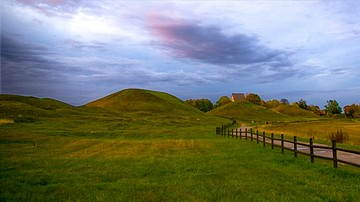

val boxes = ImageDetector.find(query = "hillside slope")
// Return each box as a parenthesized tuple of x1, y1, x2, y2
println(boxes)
(86, 89, 201, 115)
(0, 94, 76, 121)
(85, 89, 230, 126)
(0, 94, 74, 110)
(272, 105, 320, 118)
(207, 101, 289, 122)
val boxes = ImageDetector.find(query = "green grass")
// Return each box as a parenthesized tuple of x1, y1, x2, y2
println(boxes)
(272, 104, 320, 118)
(1, 122, 360, 201)
(1, 91, 360, 201)
(1, 115, 360, 201)
(207, 101, 321, 124)
(86, 88, 203, 116)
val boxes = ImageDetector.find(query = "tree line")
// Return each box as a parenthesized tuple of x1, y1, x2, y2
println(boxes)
(185, 93, 359, 118)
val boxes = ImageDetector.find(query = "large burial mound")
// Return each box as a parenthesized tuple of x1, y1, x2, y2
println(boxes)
(0, 94, 76, 121)
(208, 100, 322, 123)
(85, 88, 205, 117)
(272, 105, 320, 118)
(208, 101, 288, 122)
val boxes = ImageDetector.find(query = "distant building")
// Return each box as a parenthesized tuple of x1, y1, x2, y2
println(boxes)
(231, 93, 246, 102)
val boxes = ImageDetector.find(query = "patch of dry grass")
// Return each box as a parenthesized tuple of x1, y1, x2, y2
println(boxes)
(61, 139, 210, 159)
(256, 119, 360, 145)
(0, 118, 14, 125)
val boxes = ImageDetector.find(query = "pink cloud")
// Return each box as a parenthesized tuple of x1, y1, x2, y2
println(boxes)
(146, 14, 293, 71)
(146, 14, 218, 58)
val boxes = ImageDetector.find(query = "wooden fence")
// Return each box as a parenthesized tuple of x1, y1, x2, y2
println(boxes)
(216, 126, 360, 169)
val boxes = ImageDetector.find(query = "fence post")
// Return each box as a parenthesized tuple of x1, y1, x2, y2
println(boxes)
(250, 128, 253, 141)
(271, 133, 274, 149)
(235, 128, 238, 139)
(256, 130, 259, 144)
(240, 128, 242, 139)
(332, 140, 338, 168)
(310, 138, 314, 163)
(262, 131, 265, 147)
(294, 136, 297, 158)
(228, 128, 230, 138)
(281, 134, 284, 154)
(245, 128, 248, 140)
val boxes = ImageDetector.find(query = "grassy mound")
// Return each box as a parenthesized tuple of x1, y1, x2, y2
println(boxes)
(0, 94, 74, 110)
(273, 105, 319, 118)
(86, 88, 203, 116)
(0, 94, 76, 122)
(208, 101, 288, 122)
(84, 89, 227, 127)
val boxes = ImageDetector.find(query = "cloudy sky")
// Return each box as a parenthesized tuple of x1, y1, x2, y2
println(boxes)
(1, 0, 359, 107)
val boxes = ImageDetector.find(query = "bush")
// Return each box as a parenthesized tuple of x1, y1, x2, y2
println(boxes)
(245, 93, 261, 105)
(14, 116, 36, 123)
(328, 129, 349, 143)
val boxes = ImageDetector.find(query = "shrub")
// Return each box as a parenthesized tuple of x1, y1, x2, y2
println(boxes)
(215, 96, 231, 107)
(245, 93, 261, 105)
(328, 129, 349, 143)
(14, 116, 36, 123)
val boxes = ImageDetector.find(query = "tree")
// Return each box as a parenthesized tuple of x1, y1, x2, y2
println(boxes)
(324, 100, 342, 115)
(291, 102, 299, 107)
(216, 96, 231, 107)
(185, 99, 197, 107)
(298, 99, 308, 110)
(185, 98, 213, 112)
(245, 93, 261, 105)
(308, 105, 321, 115)
(198, 99, 213, 112)
(280, 98, 289, 105)
(265, 99, 280, 108)
(344, 104, 360, 118)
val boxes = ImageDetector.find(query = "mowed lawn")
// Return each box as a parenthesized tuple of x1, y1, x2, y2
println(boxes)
(1, 121, 360, 202)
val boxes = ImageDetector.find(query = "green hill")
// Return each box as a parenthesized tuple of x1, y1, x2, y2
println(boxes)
(0, 90, 229, 126)
(0, 94, 74, 110)
(84, 89, 231, 126)
(208, 101, 323, 123)
(83, 89, 225, 127)
(0, 94, 76, 122)
(272, 105, 319, 118)
(207, 101, 290, 122)
(86, 88, 203, 115)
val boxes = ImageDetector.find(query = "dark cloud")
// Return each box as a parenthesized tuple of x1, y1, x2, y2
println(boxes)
(1, 34, 73, 96)
(63, 39, 108, 50)
(0, 33, 215, 104)
(147, 15, 294, 69)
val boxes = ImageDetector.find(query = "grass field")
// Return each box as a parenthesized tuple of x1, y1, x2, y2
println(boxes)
(256, 119, 360, 146)
(1, 121, 360, 201)
(1, 91, 360, 201)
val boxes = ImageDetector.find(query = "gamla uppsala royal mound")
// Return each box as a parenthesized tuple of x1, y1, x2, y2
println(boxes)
(85, 88, 206, 117)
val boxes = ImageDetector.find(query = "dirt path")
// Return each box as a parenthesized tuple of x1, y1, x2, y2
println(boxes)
(233, 127, 360, 166)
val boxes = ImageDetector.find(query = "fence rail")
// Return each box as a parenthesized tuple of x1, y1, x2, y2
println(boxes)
(216, 126, 360, 169)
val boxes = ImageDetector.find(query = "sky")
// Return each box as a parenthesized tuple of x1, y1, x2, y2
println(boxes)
(1, 0, 360, 107)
